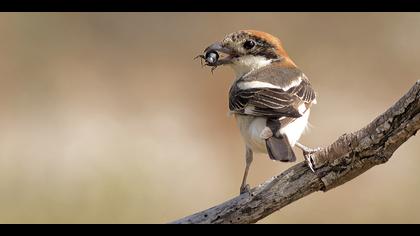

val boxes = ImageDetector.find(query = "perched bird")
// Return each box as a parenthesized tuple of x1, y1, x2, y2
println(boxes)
(198, 30, 318, 194)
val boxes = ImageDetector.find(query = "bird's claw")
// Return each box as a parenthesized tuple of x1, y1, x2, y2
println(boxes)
(302, 147, 321, 173)
(305, 154, 316, 173)
(240, 184, 251, 195)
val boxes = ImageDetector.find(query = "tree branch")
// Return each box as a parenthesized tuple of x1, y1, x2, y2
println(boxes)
(171, 81, 420, 224)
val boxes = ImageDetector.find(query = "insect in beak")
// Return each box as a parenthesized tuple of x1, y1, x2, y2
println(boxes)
(194, 50, 220, 73)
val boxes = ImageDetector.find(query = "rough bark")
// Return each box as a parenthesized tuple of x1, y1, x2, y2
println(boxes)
(171, 81, 420, 224)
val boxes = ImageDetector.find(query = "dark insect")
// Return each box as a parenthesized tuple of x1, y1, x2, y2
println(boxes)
(204, 50, 219, 65)
(194, 50, 220, 73)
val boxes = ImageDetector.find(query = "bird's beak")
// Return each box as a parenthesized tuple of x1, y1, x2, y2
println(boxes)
(204, 42, 232, 55)
(203, 42, 236, 66)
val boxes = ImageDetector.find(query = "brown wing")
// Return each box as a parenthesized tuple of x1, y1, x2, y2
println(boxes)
(229, 68, 316, 118)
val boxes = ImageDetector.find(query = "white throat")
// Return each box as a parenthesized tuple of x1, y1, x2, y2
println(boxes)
(229, 55, 273, 78)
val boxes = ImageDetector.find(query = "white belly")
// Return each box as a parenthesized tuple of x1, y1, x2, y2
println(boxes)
(235, 110, 310, 153)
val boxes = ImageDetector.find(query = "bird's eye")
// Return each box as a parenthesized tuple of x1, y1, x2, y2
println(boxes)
(243, 40, 255, 50)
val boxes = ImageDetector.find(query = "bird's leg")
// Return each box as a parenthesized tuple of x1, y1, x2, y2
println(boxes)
(295, 142, 320, 154)
(240, 147, 253, 195)
(295, 142, 321, 173)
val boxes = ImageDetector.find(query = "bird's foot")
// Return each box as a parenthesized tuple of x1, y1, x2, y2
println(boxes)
(304, 150, 319, 173)
(295, 143, 321, 173)
(240, 184, 251, 195)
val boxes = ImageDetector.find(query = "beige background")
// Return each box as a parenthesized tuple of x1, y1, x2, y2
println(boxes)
(0, 13, 419, 223)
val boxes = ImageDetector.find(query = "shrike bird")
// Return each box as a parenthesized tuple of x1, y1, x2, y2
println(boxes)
(197, 30, 318, 194)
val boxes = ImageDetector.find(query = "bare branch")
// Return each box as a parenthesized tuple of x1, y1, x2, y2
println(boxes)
(171, 81, 420, 224)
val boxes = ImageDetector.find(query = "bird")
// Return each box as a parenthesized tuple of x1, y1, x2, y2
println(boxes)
(198, 30, 318, 194)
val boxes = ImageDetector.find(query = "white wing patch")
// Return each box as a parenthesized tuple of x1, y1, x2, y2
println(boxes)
(237, 81, 281, 90)
(281, 76, 302, 91)
(237, 76, 303, 91)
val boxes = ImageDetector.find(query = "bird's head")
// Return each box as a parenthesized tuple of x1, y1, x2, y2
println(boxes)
(198, 30, 295, 77)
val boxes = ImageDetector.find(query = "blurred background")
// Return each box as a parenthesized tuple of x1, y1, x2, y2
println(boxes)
(0, 13, 419, 223)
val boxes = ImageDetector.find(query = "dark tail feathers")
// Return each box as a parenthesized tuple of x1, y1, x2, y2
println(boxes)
(265, 134, 296, 162)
